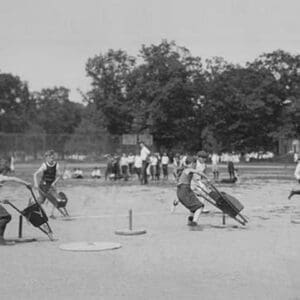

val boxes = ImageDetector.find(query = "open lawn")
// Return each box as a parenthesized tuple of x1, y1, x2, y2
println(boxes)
(0, 163, 300, 300)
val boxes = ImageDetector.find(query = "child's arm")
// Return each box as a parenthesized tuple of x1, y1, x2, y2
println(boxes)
(190, 169, 209, 181)
(33, 164, 45, 188)
(51, 164, 61, 186)
(0, 174, 31, 187)
(295, 163, 300, 180)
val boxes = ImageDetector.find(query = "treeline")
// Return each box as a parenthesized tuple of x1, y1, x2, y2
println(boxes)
(0, 40, 299, 154)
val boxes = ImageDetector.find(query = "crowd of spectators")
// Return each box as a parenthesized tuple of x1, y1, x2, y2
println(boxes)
(60, 150, 277, 183)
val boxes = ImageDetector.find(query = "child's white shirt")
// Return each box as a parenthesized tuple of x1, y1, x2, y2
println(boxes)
(161, 156, 169, 165)
(295, 162, 300, 180)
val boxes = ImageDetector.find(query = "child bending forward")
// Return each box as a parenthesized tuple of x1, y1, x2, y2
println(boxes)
(176, 156, 209, 226)
(33, 150, 61, 217)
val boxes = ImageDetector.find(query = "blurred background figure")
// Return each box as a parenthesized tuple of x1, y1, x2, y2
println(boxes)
(161, 152, 169, 180)
(211, 152, 220, 181)
(104, 154, 113, 180)
(63, 168, 72, 180)
(288, 157, 300, 199)
(134, 151, 142, 182)
(120, 153, 129, 181)
(127, 153, 135, 176)
(73, 168, 83, 179)
(227, 157, 235, 180)
(91, 167, 101, 179)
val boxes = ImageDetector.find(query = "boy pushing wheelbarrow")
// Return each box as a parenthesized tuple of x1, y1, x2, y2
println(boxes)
(33, 150, 69, 218)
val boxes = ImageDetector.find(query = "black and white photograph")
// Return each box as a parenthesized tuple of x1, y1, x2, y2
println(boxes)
(1, 0, 300, 299)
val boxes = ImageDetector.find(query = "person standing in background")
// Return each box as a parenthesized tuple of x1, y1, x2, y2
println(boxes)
(149, 153, 158, 181)
(193, 151, 209, 213)
(139, 142, 150, 185)
(120, 153, 129, 181)
(288, 157, 300, 199)
(127, 153, 135, 176)
(134, 151, 142, 182)
(196, 151, 208, 175)
(161, 152, 169, 180)
(211, 152, 220, 181)
(104, 154, 113, 180)
(227, 157, 235, 180)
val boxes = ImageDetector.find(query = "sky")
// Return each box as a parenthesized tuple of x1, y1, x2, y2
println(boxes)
(1, 0, 300, 102)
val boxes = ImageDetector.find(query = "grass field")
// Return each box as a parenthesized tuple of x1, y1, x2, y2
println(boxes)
(1, 162, 300, 300)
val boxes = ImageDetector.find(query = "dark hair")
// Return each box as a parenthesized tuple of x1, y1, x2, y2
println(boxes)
(185, 156, 196, 165)
(44, 149, 55, 157)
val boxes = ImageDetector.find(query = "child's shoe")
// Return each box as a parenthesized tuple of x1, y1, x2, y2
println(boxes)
(187, 216, 197, 226)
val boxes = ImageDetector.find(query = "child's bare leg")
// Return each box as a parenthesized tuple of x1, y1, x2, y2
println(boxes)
(50, 205, 56, 218)
(193, 207, 203, 223)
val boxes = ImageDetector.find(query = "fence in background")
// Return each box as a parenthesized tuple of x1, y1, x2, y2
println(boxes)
(0, 132, 135, 161)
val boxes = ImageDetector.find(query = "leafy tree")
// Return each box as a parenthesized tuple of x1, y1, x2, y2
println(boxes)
(32, 87, 83, 154)
(85, 49, 136, 134)
(126, 40, 206, 151)
(203, 65, 282, 152)
(65, 103, 111, 155)
(0, 73, 31, 132)
(250, 50, 300, 139)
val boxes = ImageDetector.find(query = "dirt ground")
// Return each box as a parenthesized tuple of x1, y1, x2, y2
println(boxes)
(1, 163, 300, 300)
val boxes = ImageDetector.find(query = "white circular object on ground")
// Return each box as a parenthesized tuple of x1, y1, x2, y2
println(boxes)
(115, 229, 147, 236)
(59, 241, 122, 252)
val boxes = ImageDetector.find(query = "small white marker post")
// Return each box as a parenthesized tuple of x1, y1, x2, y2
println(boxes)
(115, 209, 147, 236)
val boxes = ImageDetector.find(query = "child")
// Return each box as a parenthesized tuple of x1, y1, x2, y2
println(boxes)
(155, 153, 161, 181)
(91, 167, 101, 179)
(134, 152, 142, 182)
(288, 157, 300, 199)
(194, 151, 210, 213)
(104, 154, 113, 180)
(0, 156, 11, 175)
(0, 173, 31, 245)
(73, 168, 83, 179)
(139, 142, 151, 184)
(211, 152, 220, 181)
(149, 154, 158, 181)
(196, 151, 208, 174)
(120, 153, 129, 181)
(161, 152, 169, 180)
(127, 153, 135, 176)
(62, 168, 72, 180)
(227, 158, 235, 180)
(33, 150, 61, 218)
(176, 156, 209, 226)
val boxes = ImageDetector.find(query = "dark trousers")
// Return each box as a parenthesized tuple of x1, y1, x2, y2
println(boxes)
(121, 165, 129, 181)
(105, 164, 113, 180)
(135, 167, 141, 180)
(162, 164, 168, 178)
(150, 165, 156, 180)
(128, 163, 134, 174)
(141, 161, 149, 184)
